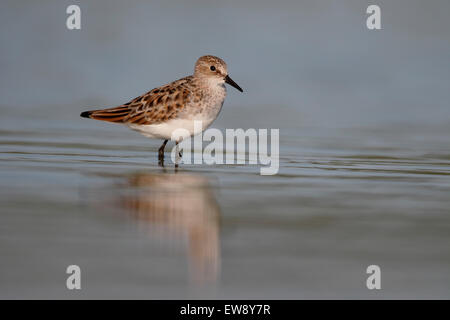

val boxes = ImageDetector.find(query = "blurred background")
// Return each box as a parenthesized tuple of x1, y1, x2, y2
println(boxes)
(0, 0, 449, 298)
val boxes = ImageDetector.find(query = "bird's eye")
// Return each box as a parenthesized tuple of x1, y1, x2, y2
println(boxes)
(210, 66, 216, 71)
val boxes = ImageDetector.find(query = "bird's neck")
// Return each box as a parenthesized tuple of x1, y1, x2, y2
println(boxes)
(195, 77, 226, 97)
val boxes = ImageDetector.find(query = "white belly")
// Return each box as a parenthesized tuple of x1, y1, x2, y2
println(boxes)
(127, 116, 216, 141)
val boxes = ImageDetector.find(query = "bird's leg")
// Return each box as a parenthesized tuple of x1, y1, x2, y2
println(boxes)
(158, 139, 168, 166)
(175, 140, 181, 169)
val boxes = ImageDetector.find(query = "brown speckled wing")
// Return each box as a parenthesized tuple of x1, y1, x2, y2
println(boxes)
(83, 77, 193, 125)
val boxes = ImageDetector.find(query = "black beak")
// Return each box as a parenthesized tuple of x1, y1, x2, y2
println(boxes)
(225, 75, 243, 92)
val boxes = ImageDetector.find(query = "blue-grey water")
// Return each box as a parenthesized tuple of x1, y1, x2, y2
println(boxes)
(1, 0, 450, 299)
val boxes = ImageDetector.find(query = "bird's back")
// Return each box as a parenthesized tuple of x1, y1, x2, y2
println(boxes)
(80, 76, 195, 125)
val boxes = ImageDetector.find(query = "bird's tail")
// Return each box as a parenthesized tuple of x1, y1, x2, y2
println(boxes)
(80, 106, 131, 123)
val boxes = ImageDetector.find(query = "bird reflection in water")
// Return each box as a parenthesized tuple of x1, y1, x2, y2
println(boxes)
(121, 171, 221, 284)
